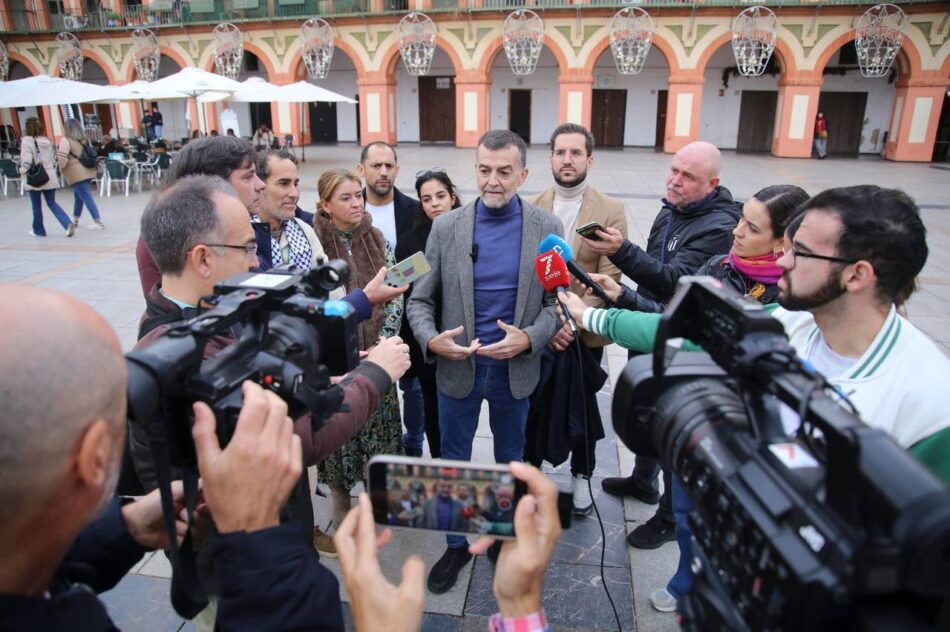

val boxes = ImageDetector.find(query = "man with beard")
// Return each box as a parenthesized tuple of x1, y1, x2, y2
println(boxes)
(524, 123, 628, 516)
(581, 141, 741, 550)
(357, 141, 420, 248)
(0, 284, 333, 630)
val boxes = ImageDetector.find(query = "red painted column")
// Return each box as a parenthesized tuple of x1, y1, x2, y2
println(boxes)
(771, 75, 823, 158)
(357, 76, 398, 145)
(884, 76, 949, 162)
(455, 71, 490, 148)
(664, 73, 704, 153)
(558, 72, 593, 129)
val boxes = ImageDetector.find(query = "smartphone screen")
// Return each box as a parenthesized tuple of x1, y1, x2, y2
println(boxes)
(367, 456, 525, 538)
(385, 251, 431, 287)
(576, 222, 605, 241)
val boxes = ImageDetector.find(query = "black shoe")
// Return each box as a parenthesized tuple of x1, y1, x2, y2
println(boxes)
(627, 514, 676, 549)
(601, 475, 661, 504)
(405, 447, 423, 457)
(427, 546, 473, 594)
(486, 541, 502, 565)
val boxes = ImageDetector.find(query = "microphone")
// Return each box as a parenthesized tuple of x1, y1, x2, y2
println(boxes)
(538, 234, 614, 307)
(470, 242, 479, 262)
(534, 250, 578, 336)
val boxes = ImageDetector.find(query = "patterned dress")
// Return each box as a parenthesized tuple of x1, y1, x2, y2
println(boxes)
(319, 229, 405, 490)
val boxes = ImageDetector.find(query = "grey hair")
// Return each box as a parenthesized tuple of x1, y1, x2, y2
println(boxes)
(477, 130, 527, 169)
(255, 147, 299, 181)
(141, 175, 240, 276)
(64, 118, 88, 143)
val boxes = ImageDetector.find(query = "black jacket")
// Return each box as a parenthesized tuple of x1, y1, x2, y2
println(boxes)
(364, 186, 421, 243)
(695, 254, 779, 304)
(395, 220, 433, 379)
(610, 186, 741, 308)
(0, 499, 343, 632)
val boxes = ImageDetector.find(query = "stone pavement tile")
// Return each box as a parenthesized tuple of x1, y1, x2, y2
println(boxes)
(99, 574, 187, 632)
(420, 613, 464, 632)
(129, 551, 155, 575)
(465, 556, 635, 631)
(627, 543, 679, 632)
(137, 548, 173, 579)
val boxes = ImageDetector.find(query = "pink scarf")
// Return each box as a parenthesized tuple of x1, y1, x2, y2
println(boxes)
(728, 250, 783, 284)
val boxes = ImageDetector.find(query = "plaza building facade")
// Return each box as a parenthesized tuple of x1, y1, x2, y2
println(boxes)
(2, 0, 948, 161)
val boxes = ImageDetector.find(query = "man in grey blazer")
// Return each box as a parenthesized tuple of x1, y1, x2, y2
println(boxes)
(407, 130, 563, 594)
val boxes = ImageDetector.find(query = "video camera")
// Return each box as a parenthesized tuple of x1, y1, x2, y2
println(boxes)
(125, 261, 360, 469)
(613, 277, 950, 631)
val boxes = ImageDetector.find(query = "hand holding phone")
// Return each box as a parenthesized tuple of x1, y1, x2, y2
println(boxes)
(576, 221, 606, 241)
(385, 251, 431, 287)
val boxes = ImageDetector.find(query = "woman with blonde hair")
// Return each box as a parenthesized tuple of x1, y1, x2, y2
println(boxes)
(20, 117, 73, 238)
(58, 118, 104, 230)
(312, 168, 404, 556)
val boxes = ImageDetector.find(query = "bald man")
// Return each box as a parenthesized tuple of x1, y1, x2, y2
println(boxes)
(0, 284, 332, 630)
(580, 141, 741, 550)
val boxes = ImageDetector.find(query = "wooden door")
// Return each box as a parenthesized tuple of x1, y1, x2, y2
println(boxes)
(591, 89, 626, 147)
(309, 101, 338, 143)
(418, 76, 456, 142)
(736, 91, 778, 153)
(250, 102, 273, 134)
(655, 90, 668, 150)
(817, 92, 868, 156)
(509, 90, 531, 143)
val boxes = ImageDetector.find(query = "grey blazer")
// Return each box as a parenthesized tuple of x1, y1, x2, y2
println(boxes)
(407, 197, 564, 399)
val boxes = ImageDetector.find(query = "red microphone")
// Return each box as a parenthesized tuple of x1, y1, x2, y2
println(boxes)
(534, 251, 578, 337)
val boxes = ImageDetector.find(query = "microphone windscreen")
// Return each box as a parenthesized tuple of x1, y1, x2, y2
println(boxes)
(538, 234, 574, 261)
(534, 251, 571, 292)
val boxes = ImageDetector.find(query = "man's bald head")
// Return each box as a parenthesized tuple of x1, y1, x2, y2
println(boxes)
(665, 141, 723, 208)
(0, 285, 126, 513)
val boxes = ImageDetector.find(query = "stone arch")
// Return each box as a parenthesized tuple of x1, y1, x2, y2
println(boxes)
(8, 52, 42, 77)
(695, 30, 795, 77)
(124, 45, 188, 82)
(482, 36, 570, 78)
(583, 29, 680, 77)
(78, 51, 116, 84)
(199, 41, 278, 80)
(288, 37, 368, 80)
(379, 35, 464, 80)
(814, 29, 923, 78)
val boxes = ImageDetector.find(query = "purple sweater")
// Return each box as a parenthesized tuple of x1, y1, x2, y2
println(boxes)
(473, 196, 523, 366)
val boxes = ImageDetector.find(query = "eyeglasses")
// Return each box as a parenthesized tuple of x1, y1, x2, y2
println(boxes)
(415, 167, 446, 179)
(205, 243, 258, 255)
(782, 245, 857, 266)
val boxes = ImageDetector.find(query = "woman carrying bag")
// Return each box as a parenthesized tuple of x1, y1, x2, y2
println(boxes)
(20, 117, 74, 238)
(58, 119, 105, 231)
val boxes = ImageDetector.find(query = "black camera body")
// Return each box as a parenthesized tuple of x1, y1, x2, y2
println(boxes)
(126, 262, 359, 468)
(613, 277, 950, 631)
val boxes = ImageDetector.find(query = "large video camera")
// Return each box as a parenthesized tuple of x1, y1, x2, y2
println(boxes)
(613, 277, 950, 631)
(126, 261, 360, 470)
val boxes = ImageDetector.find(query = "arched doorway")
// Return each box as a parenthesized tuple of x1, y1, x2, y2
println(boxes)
(394, 46, 456, 143)
(6, 61, 37, 138)
(816, 40, 898, 156)
(296, 50, 360, 144)
(151, 54, 186, 141)
(219, 50, 271, 139)
(591, 46, 671, 148)
(699, 44, 782, 153)
(489, 45, 561, 145)
(75, 57, 116, 140)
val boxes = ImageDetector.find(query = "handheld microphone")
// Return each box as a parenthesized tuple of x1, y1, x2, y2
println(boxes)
(534, 250, 578, 336)
(538, 234, 614, 307)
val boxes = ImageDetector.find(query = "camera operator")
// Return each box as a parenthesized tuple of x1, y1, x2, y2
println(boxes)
(0, 284, 332, 631)
(333, 462, 563, 632)
(563, 185, 950, 615)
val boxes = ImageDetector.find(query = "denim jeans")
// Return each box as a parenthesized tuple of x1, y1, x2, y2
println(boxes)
(29, 189, 71, 236)
(400, 376, 425, 451)
(72, 179, 101, 221)
(666, 476, 695, 599)
(438, 363, 530, 548)
(153, 124, 163, 139)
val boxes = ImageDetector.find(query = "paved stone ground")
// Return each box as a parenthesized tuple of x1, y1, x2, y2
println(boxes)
(2, 145, 948, 632)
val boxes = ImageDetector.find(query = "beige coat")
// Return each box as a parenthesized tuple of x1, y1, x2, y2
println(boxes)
(19, 136, 60, 191)
(57, 137, 97, 185)
(525, 185, 628, 347)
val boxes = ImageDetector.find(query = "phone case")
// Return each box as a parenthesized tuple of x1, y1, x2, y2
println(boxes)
(385, 251, 432, 287)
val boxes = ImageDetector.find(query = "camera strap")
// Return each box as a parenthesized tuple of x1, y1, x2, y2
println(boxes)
(147, 407, 209, 619)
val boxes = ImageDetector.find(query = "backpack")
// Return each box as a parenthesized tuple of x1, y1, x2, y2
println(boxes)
(75, 140, 98, 169)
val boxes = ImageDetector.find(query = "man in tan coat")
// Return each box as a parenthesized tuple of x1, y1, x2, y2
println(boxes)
(524, 123, 627, 514)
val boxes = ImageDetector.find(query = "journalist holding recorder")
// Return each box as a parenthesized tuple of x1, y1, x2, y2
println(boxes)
(0, 284, 323, 630)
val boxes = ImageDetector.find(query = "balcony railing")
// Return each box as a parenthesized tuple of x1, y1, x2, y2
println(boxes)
(0, 0, 943, 35)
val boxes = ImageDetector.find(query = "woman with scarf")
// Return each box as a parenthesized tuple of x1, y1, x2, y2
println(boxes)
(395, 169, 463, 458)
(312, 168, 404, 557)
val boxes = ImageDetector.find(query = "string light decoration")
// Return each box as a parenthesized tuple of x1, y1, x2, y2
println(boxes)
(396, 13, 437, 76)
(131, 28, 160, 82)
(301, 18, 334, 80)
(211, 22, 244, 80)
(609, 7, 654, 75)
(731, 6, 778, 77)
(855, 4, 906, 78)
(503, 9, 544, 75)
(55, 32, 84, 81)
(0, 41, 8, 82)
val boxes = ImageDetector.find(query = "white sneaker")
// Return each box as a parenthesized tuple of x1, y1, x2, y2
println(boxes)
(28, 230, 44, 237)
(650, 588, 677, 613)
(571, 474, 593, 516)
(87, 221, 105, 230)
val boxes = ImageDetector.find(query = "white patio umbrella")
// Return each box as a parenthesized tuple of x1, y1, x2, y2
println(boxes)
(0, 74, 115, 107)
(197, 76, 281, 103)
(278, 81, 356, 104)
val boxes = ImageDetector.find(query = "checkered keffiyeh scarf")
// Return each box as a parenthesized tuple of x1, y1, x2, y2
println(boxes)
(253, 215, 313, 270)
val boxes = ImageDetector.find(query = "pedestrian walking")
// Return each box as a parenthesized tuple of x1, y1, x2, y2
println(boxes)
(814, 111, 828, 159)
(58, 119, 105, 231)
(21, 117, 73, 238)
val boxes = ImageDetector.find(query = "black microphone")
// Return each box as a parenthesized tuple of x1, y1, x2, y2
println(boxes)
(538, 234, 614, 307)
(470, 242, 479, 262)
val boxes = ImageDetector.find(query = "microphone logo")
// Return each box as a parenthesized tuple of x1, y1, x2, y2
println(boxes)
(539, 252, 554, 276)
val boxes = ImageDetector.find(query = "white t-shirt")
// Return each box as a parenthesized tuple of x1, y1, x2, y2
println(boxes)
(365, 200, 397, 247)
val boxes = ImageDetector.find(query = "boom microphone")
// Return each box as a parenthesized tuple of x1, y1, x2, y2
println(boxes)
(534, 250, 578, 335)
(538, 234, 614, 307)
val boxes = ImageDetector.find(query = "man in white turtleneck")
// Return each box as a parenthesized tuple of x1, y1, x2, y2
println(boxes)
(525, 123, 628, 515)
